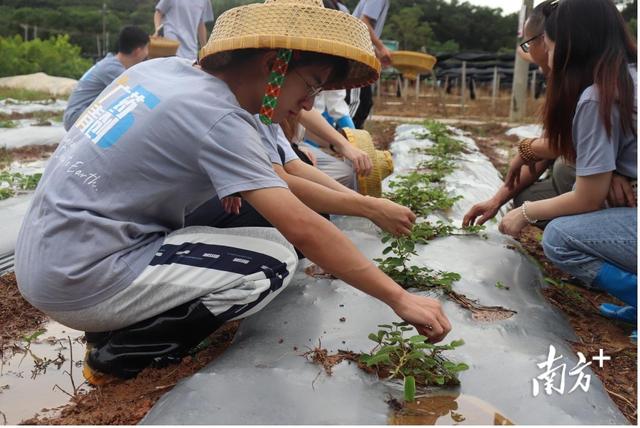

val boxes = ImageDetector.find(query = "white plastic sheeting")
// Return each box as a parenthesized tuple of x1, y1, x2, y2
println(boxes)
(0, 195, 32, 257)
(143, 125, 624, 424)
(0, 98, 67, 116)
(0, 73, 77, 97)
(506, 124, 543, 140)
(0, 125, 65, 149)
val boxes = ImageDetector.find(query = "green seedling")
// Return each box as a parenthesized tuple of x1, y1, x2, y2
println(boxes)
(375, 228, 461, 291)
(386, 173, 462, 217)
(544, 277, 585, 303)
(361, 322, 468, 402)
(495, 281, 510, 290)
(0, 171, 42, 199)
(0, 120, 17, 128)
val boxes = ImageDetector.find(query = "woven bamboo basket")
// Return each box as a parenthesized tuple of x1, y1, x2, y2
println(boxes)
(148, 36, 180, 59)
(390, 51, 437, 80)
(342, 128, 394, 198)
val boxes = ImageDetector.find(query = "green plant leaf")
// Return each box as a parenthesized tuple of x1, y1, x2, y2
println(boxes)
(404, 375, 416, 402)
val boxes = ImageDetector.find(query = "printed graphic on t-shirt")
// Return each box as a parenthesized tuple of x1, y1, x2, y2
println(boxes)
(75, 78, 160, 149)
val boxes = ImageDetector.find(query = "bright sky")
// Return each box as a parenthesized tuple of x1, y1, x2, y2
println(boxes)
(460, 0, 546, 16)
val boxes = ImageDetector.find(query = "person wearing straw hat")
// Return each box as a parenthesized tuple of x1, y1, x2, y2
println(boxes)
(63, 26, 150, 131)
(15, 0, 450, 384)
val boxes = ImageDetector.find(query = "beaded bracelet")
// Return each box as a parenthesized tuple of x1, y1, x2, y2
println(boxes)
(518, 138, 540, 163)
(521, 201, 538, 224)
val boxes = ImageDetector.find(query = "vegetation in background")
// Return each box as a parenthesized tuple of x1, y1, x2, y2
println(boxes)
(0, 35, 92, 79)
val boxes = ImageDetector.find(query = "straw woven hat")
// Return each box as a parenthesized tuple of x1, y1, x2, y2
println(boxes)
(390, 51, 437, 80)
(342, 128, 394, 198)
(199, 0, 381, 90)
(148, 36, 180, 59)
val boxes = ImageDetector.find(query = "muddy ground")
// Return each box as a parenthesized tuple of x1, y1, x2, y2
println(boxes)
(0, 112, 636, 424)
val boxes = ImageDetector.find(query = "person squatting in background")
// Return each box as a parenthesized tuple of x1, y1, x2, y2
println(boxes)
(63, 26, 150, 131)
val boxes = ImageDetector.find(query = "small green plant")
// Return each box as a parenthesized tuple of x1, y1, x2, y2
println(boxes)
(361, 322, 469, 402)
(375, 228, 461, 291)
(386, 172, 462, 217)
(544, 277, 584, 303)
(0, 171, 42, 199)
(0, 119, 17, 128)
(459, 224, 488, 239)
(495, 281, 510, 290)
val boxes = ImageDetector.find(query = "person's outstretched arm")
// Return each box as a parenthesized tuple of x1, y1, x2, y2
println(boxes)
(242, 186, 450, 342)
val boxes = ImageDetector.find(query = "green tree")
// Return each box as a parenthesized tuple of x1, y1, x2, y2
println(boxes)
(383, 5, 433, 51)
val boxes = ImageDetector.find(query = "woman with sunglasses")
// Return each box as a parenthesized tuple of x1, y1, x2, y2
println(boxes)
(500, 0, 637, 327)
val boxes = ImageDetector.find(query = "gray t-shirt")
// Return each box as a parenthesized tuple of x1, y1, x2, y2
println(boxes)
(156, 0, 214, 60)
(352, 0, 390, 38)
(254, 117, 299, 166)
(63, 53, 125, 131)
(15, 57, 286, 312)
(573, 65, 637, 179)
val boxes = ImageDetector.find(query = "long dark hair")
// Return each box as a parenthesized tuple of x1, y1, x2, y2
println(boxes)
(542, 0, 636, 162)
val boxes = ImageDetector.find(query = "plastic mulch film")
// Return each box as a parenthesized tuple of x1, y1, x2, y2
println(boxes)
(141, 124, 627, 425)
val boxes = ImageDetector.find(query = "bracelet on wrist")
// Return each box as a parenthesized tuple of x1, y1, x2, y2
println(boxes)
(521, 201, 538, 224)
(518, 138, 540, 163)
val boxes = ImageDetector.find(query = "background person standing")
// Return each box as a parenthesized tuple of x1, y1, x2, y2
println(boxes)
(347, 0, 391, 128)
(153, 0, 214, 61)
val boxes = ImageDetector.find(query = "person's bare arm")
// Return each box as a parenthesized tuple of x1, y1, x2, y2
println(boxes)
(463, 159, 550, 227)
(284, 158, 357, 195)
(153, 10, 164, 36)
(361, 15, 391, 67)
(499, 172, 611, 236)
(273, 163, 415, 236)
(198, 21, 208, 47)
(299, 109, 373, 175)
(242, 186, 450, 342)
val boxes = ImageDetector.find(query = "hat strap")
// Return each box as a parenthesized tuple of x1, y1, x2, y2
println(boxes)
(259, 49, 293, 125)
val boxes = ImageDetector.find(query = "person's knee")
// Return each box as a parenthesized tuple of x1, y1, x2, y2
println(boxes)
(542, 218, 573, 265)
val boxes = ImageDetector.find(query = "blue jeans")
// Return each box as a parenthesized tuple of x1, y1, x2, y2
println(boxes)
(542, 208, 637, 285)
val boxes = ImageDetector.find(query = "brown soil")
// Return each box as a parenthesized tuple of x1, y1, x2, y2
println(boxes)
(372, 90, 544, 123)
(0, 273, 48, 348)
(22, 321, 240, 425)
(364, 119, 401, 151)
(446, 291, 517, 322)
(0, 144, 58, 170)
(0, 272, 239, 425)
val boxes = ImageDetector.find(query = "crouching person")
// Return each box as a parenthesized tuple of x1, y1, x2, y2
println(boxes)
(14, 0, 451, 385)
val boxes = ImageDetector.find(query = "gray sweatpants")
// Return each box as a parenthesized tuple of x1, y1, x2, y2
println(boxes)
(47, 226, 298, 332)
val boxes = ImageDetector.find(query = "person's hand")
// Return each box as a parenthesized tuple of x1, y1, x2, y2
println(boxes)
(297, 145, 317, 166)
(462, 197, 502, 227)
(607, 174, 637, 208)
(504, 153, 535, 190)
(222, 196, 242, 215)
(376, 45, 393, 68)
(338, 144, 373, 176)
(498, 207, 528, 238)
(389, 291, 452, 343)
(369, 197, 416, 236)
